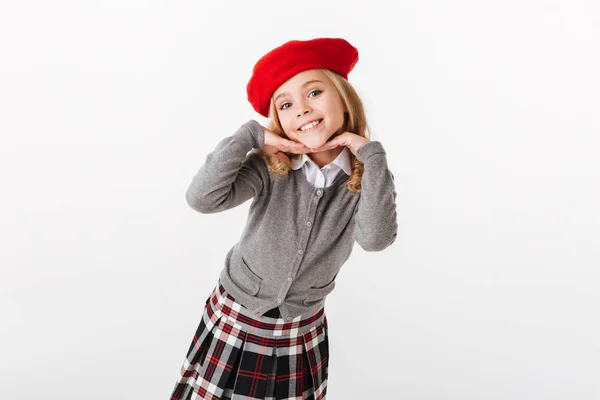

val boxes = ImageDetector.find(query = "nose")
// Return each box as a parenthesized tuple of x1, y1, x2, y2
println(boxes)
(296, 101, 311, 117)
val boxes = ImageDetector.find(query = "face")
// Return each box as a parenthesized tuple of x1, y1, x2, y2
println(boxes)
(271, 69, 346, 149)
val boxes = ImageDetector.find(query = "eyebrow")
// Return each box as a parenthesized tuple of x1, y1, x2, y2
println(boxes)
(273, 80, 324, 103)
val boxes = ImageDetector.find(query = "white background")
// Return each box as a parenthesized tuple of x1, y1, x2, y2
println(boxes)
(1, 1, 599, 399)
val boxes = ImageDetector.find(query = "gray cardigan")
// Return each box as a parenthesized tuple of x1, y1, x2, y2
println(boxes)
(186, 120, 398, 321)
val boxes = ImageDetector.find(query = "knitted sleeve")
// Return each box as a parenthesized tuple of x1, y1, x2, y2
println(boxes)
(185, 120, 269, 214)
(353, 141, 398, 251)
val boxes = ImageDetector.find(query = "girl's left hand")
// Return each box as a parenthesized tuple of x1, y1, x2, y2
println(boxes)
(309, 132, 369, 156)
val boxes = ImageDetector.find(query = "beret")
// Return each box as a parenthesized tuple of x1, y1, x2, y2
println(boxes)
(246, 37, 359, 118)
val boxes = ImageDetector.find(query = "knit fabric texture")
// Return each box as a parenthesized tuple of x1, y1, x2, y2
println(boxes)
(185, 120, 398, 321)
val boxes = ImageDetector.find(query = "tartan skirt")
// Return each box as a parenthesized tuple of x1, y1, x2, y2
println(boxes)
(170, 279, 329, 400)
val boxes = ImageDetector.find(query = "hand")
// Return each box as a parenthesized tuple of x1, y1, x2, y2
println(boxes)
(309, 132, 369, 156)
(261, 125, 311, 162)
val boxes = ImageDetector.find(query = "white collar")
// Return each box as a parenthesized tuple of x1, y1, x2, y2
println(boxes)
(290, 146, 353, 176)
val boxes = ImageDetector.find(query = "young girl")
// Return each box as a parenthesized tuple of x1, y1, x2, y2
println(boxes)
(170, 37, 397, 400)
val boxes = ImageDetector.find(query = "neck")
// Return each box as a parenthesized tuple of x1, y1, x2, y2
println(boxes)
(308, 146, 344, 168)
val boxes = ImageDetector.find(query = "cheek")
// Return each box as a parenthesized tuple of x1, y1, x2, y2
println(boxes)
(335, 104, 346, 124)
(280, 122, 295, 137)
(277, 115, 290, 132)
(328, 107, 343, 126)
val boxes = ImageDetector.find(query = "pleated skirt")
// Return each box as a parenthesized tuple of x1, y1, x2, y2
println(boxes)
(170, 279, 329, 400)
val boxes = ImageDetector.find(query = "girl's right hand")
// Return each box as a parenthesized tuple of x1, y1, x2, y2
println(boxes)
(261, 125, 311, 159)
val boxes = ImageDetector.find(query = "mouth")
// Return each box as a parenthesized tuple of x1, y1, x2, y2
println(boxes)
(298, 118, 323, 132)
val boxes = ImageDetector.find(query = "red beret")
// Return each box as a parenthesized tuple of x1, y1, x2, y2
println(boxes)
(246, 37, 359, 118)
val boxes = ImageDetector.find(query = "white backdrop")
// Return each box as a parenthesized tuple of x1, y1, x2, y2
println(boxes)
(1, 1, 599, 399)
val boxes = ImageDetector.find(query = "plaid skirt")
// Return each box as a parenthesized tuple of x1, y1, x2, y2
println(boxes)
(170, 280, 329, 400)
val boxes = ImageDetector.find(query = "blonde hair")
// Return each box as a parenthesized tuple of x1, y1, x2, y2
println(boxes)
(259, 68, 371, 193)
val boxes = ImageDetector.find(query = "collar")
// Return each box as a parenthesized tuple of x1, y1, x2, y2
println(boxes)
(290, 146, 353, 176)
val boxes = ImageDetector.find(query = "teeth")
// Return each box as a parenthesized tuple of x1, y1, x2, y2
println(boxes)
(300, 119, 321, 131)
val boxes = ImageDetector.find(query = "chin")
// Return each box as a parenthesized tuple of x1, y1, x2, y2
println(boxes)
(301, 132, 334, 147)
(301, 138, 327, 149)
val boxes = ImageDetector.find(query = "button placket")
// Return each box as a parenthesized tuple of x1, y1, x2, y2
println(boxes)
(281, 186, 323, 319)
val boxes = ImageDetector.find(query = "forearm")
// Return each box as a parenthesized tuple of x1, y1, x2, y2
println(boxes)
(185, 120, 266, 213)
(353, 141, 398, 251)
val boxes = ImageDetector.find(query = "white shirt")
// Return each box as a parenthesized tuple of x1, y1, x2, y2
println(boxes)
(290, 147, 353, 188)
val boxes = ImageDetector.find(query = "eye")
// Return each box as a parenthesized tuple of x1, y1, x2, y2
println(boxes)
(279, 90, 321, 111)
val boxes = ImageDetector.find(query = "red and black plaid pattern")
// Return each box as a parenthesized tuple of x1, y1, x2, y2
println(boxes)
(170, 280, 329, 400)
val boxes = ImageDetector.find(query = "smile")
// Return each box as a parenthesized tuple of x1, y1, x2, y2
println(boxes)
(298, 119, 323, 132)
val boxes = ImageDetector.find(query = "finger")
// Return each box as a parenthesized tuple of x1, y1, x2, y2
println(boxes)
(282, 141, 310, 154)
(288, 146, 312, 155)
(282, 139, 306, 149)
(293, 147, 313, 154)
(262, 144, 282, 156)
(312, 146, 333, 153)
(311, 140, 339, 152)
(275, 151, 291, 163)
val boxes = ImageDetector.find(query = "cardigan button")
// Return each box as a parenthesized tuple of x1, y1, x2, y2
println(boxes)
(298, 249, 304, 255)
(306, 221, 312, 227)
(316, 190, 323, 196)
(286, 317, 292, 321)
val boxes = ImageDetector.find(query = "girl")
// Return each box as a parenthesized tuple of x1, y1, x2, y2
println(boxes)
(171, 37, 398, 400)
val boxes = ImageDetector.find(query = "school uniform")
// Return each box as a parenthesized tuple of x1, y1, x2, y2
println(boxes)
(170, 121, 398, 399)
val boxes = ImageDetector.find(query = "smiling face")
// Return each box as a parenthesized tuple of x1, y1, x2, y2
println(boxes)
(271, 69, 347, 149)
